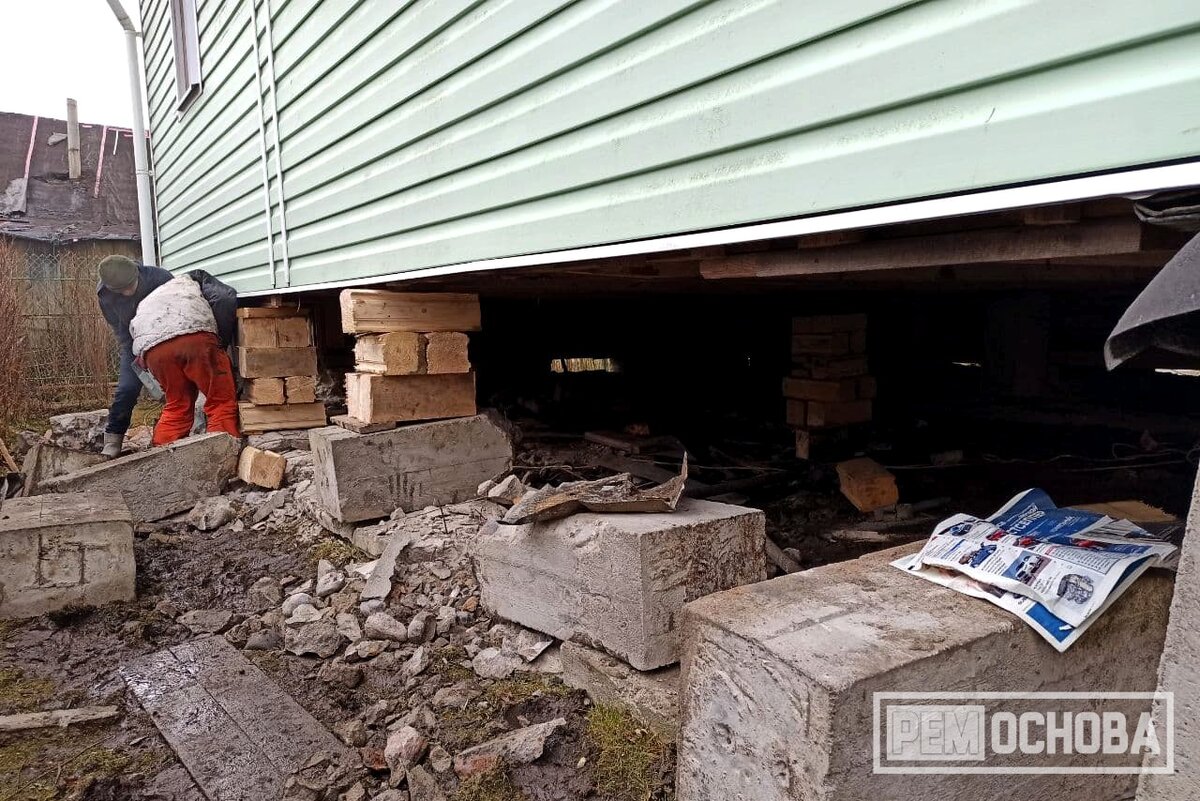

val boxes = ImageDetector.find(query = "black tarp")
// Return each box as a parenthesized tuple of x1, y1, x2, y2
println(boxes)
(1106, 233, 1200, 369)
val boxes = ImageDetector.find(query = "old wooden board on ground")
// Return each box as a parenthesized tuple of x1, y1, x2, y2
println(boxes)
(121, 637, 352, 801)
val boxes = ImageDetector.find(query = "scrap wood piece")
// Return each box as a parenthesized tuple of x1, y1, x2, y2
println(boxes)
(583, 430, 680, 455)
(121, 636, 353, 801)
(835, 457, 899, 513)
(0, 439, 18, 473)
(764, 538, 801, 574)
(0, 705, 119, 733)
(503, 456, 688, 525)
(595, 453, 710, 494)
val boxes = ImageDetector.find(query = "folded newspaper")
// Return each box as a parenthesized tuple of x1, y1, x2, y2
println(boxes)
(893, 489, 1180, 652)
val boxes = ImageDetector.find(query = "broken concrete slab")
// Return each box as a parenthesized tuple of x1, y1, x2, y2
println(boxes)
(20, 441, 105, 494)
(560, 641, 679, 739)
(677, 543, 1174, 801)
(47, 408, 108, 451)
(474, 498, 766, 670)
(310, 415, 512, 523)
(122, 636, 354, 801)
(36, 433, 240, 522)
(452, 718, 566, 778)
(0, 493, 134, 619)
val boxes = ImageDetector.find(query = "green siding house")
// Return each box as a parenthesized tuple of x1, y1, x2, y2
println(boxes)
(139, 0, 1200, 294)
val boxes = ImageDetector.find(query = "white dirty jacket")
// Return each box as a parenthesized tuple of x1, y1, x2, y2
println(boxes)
(129, 276, 218, 357)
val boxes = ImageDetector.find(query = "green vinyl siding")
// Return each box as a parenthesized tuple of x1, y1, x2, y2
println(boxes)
(140, 0, 1200, 292)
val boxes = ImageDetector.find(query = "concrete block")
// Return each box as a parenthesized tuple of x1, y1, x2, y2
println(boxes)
(0, 493, 134, 618)
(561, 641, 679, 738)
(36, 433, 240, 522)
(474, 499, 766, 670)
(309, 415, 512, 523)
(678, 544, 1174, 801)
(21, 442, 105, 493)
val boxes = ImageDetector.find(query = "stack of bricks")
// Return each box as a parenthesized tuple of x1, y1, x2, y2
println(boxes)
(338, 289, 481, 429)
(236, 306, 327, 433)
(783, 313, 875, 460)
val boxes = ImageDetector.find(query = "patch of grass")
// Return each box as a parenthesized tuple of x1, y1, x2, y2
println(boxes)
(437, 705, 497, 753)
(586, 704, 672, 801)
(483, 672, 573, 708)
(0, 731, 166, 801)
(306, 538, 362, 568)
(429, 647, 474, 683)
(450, 766, 527, 801)
(0, 669, 54, 715)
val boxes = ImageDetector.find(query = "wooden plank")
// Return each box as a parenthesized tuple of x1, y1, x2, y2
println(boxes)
(238, 446, 286, 489)
(344, 372, 476, 424)
(354, 332, 422, 375)
(340, 289, 481, 334)
(238, 402, 327, 433)
(701, 219, 1162, 279)
(237, 347, 318, 379)
(791, 356, 869, 380)
(245, 378, 285, 405)
(807, 399, 872, 428)
(236, 306, 308, 319)
(0, 706, 119, 732)
(786, 400, 806, 428)
(783, 377, 858, 403)
(792, 333, 850, 356)
(285, 376, 317, 404)
(424, 332, 471, 374)
(791, 314, 867, 334)
(238, 317, 311, 349)
(122, 637, 352, 801)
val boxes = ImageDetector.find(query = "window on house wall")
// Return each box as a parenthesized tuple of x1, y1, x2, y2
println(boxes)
(170, 0, 202, 112)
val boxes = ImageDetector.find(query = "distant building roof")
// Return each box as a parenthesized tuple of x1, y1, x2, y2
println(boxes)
(0, 110, 141, 243)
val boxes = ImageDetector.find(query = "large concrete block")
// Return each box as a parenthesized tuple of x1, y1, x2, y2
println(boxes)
(678, 544, 1174, 801)
(474, 499, 766, 670)
(0, 493, 134, 618)
(309, 415, 512, 523)
(36, 433, 240, 522)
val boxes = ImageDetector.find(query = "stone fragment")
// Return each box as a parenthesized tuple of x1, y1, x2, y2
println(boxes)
(282, 593, 316, 616)
(452, 718, 566, 778)
(316, 569, 347, 599)
(404, 645, 431, 677)
(407, 611, 434, 642)
(178, 609, 234, 635)
(248, 431, 311, 453)
(364, 613, 408, 643)
(363, 700, 390, 727)
(486, 475, 525, 505)
(309, 416, 512, 523)
(369, 791, 407, 801)
(677, 543, 1174, 801)
(359, 599, 385, 616)
(361, 533, 410, 601)
(37, 433, 240, 522)
(427, 744, 452, 774)
(0, 493, 134, 619)
(244, 628, 282, 651)
(285, 620, 344, 658)
(476, 479, 496, 497)
(406, 765, 445, 801)
(47, 409, 108, 451)
(336, 612, 363, 642)
(334, 718, 369, 747)
(287, 604, 323, 625)
(384, 725, 428, 779)
(473, 499, 766, 670)
(471, 647, 522, 680)
(319, 660, 364, 689)
(187, 496, 238, 531)
(561, 641, 679, 738)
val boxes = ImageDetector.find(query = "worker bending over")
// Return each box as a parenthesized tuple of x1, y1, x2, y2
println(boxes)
(96, 255, 239, 453)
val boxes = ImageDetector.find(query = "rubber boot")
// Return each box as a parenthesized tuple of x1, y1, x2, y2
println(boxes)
(101, 432, 123, 459)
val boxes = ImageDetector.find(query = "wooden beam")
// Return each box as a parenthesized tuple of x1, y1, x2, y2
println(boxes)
(700, 219, 1173, 279)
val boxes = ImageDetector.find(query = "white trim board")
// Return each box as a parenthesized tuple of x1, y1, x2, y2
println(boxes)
(241, 160, 1200, 297)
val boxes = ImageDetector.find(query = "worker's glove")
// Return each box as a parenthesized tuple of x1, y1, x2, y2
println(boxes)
(101, 433, 123, 459)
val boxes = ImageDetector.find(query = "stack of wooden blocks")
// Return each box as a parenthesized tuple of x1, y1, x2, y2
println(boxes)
(236, 306, 327, 433)
(784, 313, 875, 460)
(339, 289, 481, 429)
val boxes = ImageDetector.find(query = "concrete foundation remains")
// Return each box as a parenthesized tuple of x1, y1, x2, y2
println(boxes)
(36, 433, 240, 522)
(473, 499, 766, 671)
(20, 442, 105, 494)
(677, 544, 1174, 801)
(309, 415, 512, 523)
(0, 493, 135, 618)
(560, 641, 679, 738)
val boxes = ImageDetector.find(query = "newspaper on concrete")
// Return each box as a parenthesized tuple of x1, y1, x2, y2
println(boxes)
(893, 489, 1179, 652)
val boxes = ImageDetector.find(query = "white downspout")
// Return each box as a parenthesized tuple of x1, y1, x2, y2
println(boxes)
(105, 0, 158, 267)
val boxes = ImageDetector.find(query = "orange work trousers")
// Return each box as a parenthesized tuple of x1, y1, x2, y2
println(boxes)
(145, 331, 240, 446)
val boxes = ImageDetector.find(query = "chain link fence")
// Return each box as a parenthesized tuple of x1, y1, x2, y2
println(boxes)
(0, 236, 134, 427)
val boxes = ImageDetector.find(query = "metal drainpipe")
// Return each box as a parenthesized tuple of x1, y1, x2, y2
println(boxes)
(105, 0, 158, 267)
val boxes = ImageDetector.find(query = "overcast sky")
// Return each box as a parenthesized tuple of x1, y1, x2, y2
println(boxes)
(0, 0, 143, 127)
